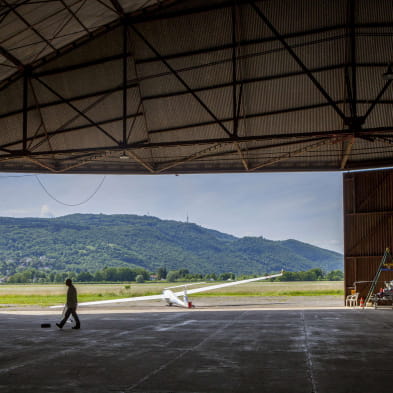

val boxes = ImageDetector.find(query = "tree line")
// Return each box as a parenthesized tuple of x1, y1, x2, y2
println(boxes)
(4, 266, 343, 284)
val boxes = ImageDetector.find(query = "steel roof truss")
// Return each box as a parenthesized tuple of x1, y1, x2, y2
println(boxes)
(249, 139, 330, 172)
(122, 23, 128, 147)
(171, 137, 329, 165)
(2, 126, 393, 162)
(60, 0, 90, 35)
(250, 1, 346, 122)
(0, 111, 144, 152)
(0, 45, 24, 68)
(3, 0, 57, 52)
(34, 76, 120, 146)
(27, 78, 54, 153)
(363, 80, 393, 123)
(22, 71, 28, 152)
(128, 22, 234, 138)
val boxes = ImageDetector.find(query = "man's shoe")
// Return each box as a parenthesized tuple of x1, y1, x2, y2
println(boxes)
(56, 323, 62, 329)
(72, 326, 80, 329)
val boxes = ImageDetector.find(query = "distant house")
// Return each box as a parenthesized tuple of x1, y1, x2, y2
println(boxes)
(150, 274, 158, 281)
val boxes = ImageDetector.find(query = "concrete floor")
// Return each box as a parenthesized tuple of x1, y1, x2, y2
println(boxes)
(0, 303, 392, 392)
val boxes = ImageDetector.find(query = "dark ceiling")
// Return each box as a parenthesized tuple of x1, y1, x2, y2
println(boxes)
(1, 0, 393, 174)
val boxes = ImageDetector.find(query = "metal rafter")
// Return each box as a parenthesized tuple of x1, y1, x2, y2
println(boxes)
(231, 2, 248, 171)
(147, 102, 341, 136)
(0, 127, 384, 160)
(156, 143, 224, 173)
(157, 137, 325, 166)
(0, 81, 140, 119)
(121, 25, 156, 173)
(32, 31, 348, 80)
(0, 45, 24, 68)
(348, 0, 357, 119)
(363, 80, 393, 122)
(34, 76, 120, 145)
(27, 78, 54, 153)
(127, 150, 155, 173)
(60, 0, 90, 35)
(22, 70, 28, 151)
(128, 22, 234, 138)
(109, 0, 124, 15)
(250, 2, 346, 122)
(128, 56, 155, 169)
(0, 1, 392, 91)
(0, 0, 82, 48)
(249, 139, 330, 172)
(0, 111, 143, 152)
(122, 22, 128, 146)
(95, 0, 121, 14)
(4, 62, 382, 123)
(232, 2, 238, 137)
(341, 0, 358, 169)
(340, 135, 355, 169)
(136, 27, 347, 67)
(32, 0, 88, 63)
(2, 0, 57, 51)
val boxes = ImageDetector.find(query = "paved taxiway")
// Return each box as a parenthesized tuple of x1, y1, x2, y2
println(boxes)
(0, 297, 391, 392)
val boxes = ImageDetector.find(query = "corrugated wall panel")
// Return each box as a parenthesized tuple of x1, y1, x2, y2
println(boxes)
(344, 169, 393, 300)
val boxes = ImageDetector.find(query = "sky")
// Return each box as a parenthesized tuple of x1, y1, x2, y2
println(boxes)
(0, 171, 344, 253)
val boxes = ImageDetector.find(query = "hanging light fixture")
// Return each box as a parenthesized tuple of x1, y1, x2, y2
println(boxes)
(119, 151, 129, 160)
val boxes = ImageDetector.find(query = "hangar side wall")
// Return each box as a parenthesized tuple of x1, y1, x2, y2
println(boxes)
(344, 169, 393, 299)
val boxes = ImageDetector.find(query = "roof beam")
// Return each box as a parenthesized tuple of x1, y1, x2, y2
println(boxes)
(0, 46, 24, 69)
(3, 0, 57, 51)
(27, 78, 54, 153)
(128, 22, 233, 138)
(22, 70, 28, 152)
(159, 137, 325, 165)
(109, 0, 124, 15)
(148, 102, 340, 135)
(60, 0, 90, 35)
(250, 1, 347, 122)
(34, 76, 121, 146)
(363, 80, 393, 122)
(349, 0, 357, 119)
(0, 63, 348, 121)
(0, 111, 143, 152)
(122, 23, 128, 147)
(3, 126, 393, 163)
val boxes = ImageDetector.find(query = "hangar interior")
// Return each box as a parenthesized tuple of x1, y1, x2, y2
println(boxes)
(2, 1, 393, 392)
(1, 0, 393, 175)
(1, 0, 393, 300)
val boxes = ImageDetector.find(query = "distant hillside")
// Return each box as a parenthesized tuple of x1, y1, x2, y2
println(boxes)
(0, 214, 343, 276)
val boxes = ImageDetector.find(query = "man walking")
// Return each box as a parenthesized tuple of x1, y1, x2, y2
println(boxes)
(56, 278, 81, 329)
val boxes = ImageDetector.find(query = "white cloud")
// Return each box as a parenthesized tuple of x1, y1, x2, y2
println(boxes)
(40, 205, 55, 218)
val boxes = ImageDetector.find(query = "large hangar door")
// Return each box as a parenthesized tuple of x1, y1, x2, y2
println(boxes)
(344, 169, 393, 299)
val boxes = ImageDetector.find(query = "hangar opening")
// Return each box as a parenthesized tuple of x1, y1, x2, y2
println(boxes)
(1, 0, 393, 300)
(2, 1, 393, 392)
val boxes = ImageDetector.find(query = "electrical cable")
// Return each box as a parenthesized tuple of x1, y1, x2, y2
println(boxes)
(35, 175, 106, 206)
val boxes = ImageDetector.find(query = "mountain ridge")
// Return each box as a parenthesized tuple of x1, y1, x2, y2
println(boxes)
(0, 214, 343, 276)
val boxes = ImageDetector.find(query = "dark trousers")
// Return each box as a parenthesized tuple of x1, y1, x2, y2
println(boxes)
(59, 307, 80, 328)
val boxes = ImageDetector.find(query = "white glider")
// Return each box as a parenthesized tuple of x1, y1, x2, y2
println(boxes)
(50, 271, 283, 309)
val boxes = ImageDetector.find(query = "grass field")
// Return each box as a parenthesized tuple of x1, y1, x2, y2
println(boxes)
(0, 281, 344, 307)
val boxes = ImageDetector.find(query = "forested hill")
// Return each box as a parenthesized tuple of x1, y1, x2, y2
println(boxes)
(0, 214, 343, 276)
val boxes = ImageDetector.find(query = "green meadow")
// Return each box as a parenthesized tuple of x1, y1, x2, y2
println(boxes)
(0, 281, 344, 307)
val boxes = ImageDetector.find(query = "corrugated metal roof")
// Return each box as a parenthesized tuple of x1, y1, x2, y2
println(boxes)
(0, 0, 393, 174)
